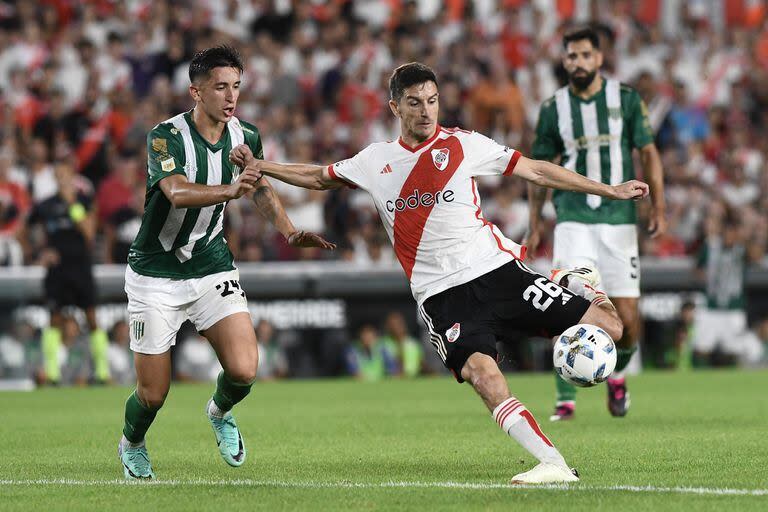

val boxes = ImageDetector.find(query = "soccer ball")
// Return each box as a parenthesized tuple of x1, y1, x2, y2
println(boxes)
(553, 324, 617, 387)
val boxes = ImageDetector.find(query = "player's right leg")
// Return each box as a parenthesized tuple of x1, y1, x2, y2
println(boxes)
(459, 352, 579, 484)
(119, 352, 171, 480)
(119, 267, 186, 480)
(549, 222, 601, 420)
(420, 277, 578, 485)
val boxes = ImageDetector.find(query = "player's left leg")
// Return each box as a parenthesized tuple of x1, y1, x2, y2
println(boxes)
(606, 297, 639, 416)
(187, 270, 254, 467)
(201, 312, 258, 467)
(460, 352, 578, 484)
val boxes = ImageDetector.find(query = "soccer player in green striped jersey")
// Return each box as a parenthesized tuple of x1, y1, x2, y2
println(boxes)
(526, 27, 666, 421)
(117, 46, 335, 480)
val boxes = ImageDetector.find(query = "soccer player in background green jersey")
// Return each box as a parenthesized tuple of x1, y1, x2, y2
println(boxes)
(117, 46, 335, 479)
(526, 27, 666, 421)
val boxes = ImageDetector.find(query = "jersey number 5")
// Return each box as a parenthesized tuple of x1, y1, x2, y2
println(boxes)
(522, 277, 562, 312)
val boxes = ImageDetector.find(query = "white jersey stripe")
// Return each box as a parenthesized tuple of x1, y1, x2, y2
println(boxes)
(175, 148, 223, 262)
(605, 79, 624, 187)
(158, 114, 197, 252)
(580, 101, 602, 209)
(554, 88, 577, 171)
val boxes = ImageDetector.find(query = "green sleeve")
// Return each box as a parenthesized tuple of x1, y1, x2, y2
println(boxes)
(146, 124, 187, 189)
(626, 89, 655, 149)
(531, 98, 563, 161)
(241, 121, 264, 160)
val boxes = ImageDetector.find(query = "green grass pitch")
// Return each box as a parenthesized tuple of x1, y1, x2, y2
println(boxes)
(1, 369, 766, 511)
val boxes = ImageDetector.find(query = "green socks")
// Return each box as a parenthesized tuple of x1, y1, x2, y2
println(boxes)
(212, 371, 253, 412)
(90, 328, 111, 383)
(615, 347, 637, 374)
(554, 369, 577, 402)
(123, 390, 160, 443)
(42, 327, 62, 384)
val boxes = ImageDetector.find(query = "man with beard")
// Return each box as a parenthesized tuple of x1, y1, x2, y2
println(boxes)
(526, 27, 666, 421)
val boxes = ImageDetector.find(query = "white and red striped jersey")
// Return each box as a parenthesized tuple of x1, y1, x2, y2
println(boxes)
(328, 126, 526, 305)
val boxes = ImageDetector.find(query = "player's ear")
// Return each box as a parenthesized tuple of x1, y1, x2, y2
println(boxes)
(388, 99, 400, 119)
(189, 84, 200, 102)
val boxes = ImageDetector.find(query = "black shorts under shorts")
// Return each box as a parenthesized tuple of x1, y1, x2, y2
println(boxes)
(44, 265, 96, 311)
(420, 259, 591, 383)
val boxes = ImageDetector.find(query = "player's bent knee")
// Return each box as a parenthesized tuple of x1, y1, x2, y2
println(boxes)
(226, 365, 258, 385)
(138, 389, 168, 410)
(461, 353, 504, 391)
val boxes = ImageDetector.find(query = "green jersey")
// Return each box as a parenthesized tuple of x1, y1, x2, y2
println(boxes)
(532, 78, 654, 225)
(128, 111, 263, 279)
(697, 238, 746, 310)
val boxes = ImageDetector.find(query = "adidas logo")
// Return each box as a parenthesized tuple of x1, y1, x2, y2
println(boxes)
(380, 164, 393, 174)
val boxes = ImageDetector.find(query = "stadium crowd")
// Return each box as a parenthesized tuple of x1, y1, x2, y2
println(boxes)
(3, 1, 768, 385)
(2, 0, 768, 266)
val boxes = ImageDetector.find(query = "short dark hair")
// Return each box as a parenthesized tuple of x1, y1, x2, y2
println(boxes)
(563, 27, 600, 50)
(188, 45, 244, 84)
(389, 62, 438, 101)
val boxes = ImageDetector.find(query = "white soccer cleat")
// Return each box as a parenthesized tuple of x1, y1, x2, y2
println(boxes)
(550, 266, 613, 309)
(510, 462, 580, 485)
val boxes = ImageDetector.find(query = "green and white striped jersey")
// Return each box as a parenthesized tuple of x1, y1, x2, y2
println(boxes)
(128, 111, 263, 279)
(697, 238, 747, 310)
(532, 78, 654, 225)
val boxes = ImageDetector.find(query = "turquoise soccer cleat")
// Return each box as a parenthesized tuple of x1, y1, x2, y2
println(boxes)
(118, 441, 156, 480)
(206, 399, 246, 467)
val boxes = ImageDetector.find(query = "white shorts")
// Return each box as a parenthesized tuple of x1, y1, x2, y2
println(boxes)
(125, 267, 250, 355)
(552, 222, 640, 298)
(693, 308, 747, 355)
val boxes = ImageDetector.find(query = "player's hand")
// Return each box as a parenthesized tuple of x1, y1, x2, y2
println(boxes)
(611, 180, 649, 200)
(648, 207, 667, 239)
(522, 229, 541, 259)
(287, 230, 337, 250)
(229, 144, 255, 167)
(226, 166, 262, 200)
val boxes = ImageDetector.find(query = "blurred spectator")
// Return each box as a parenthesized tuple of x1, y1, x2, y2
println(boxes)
(692, 213, 749, 366)
(41, 314, 91, 386)
(27, 161, 110, 385)
(0, 149, 30, 265)
(345, 324, 395, 381)
(667, 300, 696, 370)
(0, 320, 37, 380)
(739, 317, 768, 367)
(176, 332, 221, 382)
(108, 320, 135, 386)
(379, 311, 424, 378)
(255, 319, 289, 381)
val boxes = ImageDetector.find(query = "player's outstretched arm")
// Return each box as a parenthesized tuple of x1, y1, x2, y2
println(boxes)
(514, 156, 649, 200)
(251, 176, 336, 250)
(229, 144, 342, 190)
(158, 170, 262, 208)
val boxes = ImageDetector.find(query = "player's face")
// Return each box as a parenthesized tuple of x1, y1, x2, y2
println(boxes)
(563, 39, 603, 91)
(390, 81, 439, 143)
(189, 66, 241, 124)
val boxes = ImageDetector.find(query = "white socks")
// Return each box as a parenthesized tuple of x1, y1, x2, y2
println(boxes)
(120, 434, 144, 449)
(493, 397, 567, 467)
(207, 398, 228, 418)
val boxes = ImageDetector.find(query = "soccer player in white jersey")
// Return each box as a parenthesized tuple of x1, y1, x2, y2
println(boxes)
(527, 27, 666, 421)
(117, 46, 334, 480)
(230, 62, 649, 484)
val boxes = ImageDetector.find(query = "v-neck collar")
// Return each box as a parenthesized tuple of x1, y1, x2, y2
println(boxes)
(398, 125, 441, 153)
(184, 110, 229, 151)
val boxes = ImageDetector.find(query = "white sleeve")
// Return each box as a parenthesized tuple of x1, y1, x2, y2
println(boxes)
(327, 147, 373, 190)
(465, 132, 521, 178)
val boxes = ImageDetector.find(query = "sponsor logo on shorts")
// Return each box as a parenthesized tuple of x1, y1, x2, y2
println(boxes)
(131, 318, 145, 342)
(446, 322, 460, 343)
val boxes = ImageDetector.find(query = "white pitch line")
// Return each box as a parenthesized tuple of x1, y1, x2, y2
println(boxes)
(0, 479, 766, 496)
